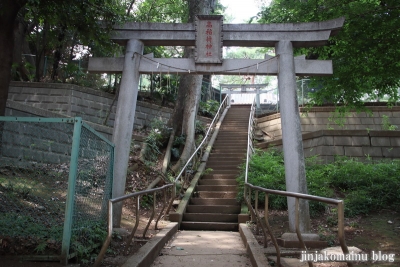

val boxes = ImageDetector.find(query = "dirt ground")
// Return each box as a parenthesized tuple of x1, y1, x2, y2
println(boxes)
(0, 147, 172, 267)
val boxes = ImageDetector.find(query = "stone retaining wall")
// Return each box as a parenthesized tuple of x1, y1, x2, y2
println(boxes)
(257, 106, 400, 141)
(8, 82, 177, 129)
(5, 100, 114, 141)
(257, 130, 400, 163)
(6, 82, 211, 144)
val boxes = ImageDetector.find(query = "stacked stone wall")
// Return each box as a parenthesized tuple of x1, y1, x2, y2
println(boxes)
(258, 130, 400, 163)
(257, 106, 400, 141)
(7, 82, 186, 129)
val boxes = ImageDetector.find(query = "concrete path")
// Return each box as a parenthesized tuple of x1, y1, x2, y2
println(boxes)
(150, 230, 252, 267)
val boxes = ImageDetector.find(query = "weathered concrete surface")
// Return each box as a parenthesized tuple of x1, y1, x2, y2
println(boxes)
(88, 57, 333, 76)
(150, 230, 252, 267)
(112, 39, 144, 226)
(275, 40, 310, 233)
(239, 224, 270, 267)
(122, 223, 178, 267)
(110, 17, 345, 47)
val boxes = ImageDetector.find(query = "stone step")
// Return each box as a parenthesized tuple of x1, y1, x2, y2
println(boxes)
(207, 156, 246, 163)
(186, 205, 241, 214)
(196, 185, 237, 191)
(189, 198, 239, 205)
(196, 191, 237, 198)
(201, 174, 238, 179)
(183, 213, 238, 222)
(205, 164, 241, 170)
(212, 143, 247, 148)
(180, 221, 238, 231)
(218, 132, 247, 135)
(205, 169, 240, 177)
(198, 179, 237, 185)
(206, 160, 245, 169)
(211, 148, 247, 153)
(207, 153, 246, 159)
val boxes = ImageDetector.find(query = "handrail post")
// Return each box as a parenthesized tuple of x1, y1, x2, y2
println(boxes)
(165, 183, 176, 215)
(124, 196, 140, 254)
(255, 190, 259, 235)
(155, 188, 167, 230)
(143, 192, 156, 238)
(338, 201, 353, 267)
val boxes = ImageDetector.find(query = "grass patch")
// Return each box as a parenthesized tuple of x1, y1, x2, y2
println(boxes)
(237, 149, 400, 217)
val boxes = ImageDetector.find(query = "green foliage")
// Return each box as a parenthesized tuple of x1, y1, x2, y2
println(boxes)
(133, 0, 187, 23)
(198, 100, 220, 118)
(71, 221, 107, 264)
(0, 213, 63, 241)
(382, 115, 398, 131)
(195, 120, 206, 135)
(144, 119, 171, 164)
(258, 0, 400, 108)
(140, 194, 154, 209)
(17, 0, 127, 84)
(239, 150, 400, 217)
(237, 149, 287, 210)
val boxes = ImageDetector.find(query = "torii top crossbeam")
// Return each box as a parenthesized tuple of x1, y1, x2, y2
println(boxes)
(89, 16, 344, 76)
(111, 17, 344, 47)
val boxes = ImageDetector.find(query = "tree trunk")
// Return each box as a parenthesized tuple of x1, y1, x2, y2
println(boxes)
(0, 0, 28, 115)
(51, 24, 66, 81)
(167, 0, 214, 173)
(171, 47, 203, 172)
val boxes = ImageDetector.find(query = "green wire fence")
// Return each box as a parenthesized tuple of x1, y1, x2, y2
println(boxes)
(0, 117, 114, 264)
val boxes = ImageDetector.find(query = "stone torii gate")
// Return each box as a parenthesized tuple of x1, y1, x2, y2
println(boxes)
(88, 16, 344, 232)
(219, 83, 269, 108)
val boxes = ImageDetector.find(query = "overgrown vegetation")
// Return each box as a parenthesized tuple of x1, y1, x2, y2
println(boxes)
(143, 118, 208, 165)
(143, 119, 172, 164)
(198, 99, 220, 118)
(237, 149, 400, 217)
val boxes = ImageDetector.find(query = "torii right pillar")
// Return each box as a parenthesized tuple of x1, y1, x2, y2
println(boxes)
(276, 40, 311, 234)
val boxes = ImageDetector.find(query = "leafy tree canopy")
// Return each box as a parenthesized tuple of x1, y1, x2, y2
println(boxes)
(258, 0, 400, 109)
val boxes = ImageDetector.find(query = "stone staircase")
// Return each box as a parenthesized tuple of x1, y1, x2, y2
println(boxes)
(180, 105, 251, 231)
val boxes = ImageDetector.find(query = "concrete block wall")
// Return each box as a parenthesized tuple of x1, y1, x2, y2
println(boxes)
(7, 82, 179, 129)
(257, 106, 400, 141)
(6, 81, 212, 150)
(5, 100, 114, 141)
(3, 100, 147, 167)
(1, 119, 74, 165)
(257, 130, 400, 163)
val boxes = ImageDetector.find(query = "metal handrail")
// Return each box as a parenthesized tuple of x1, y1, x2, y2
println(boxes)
(93, 96, 229, 266)
(243, 98, 352, 267)
(165, 95, 229, 214)
(244, 184, 353, 267)
(245, 97, 257, 184)
(173, 95, 229, 184)
(93, 184, 173, 267)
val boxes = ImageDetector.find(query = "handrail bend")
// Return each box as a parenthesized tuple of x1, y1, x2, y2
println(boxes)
(93, 184, 173, 267)
(243, 98, 353, 267)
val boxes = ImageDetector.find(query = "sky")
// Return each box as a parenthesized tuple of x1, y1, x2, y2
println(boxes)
(219, 0, 270, 23)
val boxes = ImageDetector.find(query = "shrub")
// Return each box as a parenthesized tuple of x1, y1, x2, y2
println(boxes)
(238, 151, 400, 217)
(198, 100, 220, 118)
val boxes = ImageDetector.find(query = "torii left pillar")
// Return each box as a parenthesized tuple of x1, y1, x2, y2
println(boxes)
(112, 39, 143, 226)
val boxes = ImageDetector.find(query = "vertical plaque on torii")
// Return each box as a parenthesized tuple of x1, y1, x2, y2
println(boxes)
(195, 15, 223, 64)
